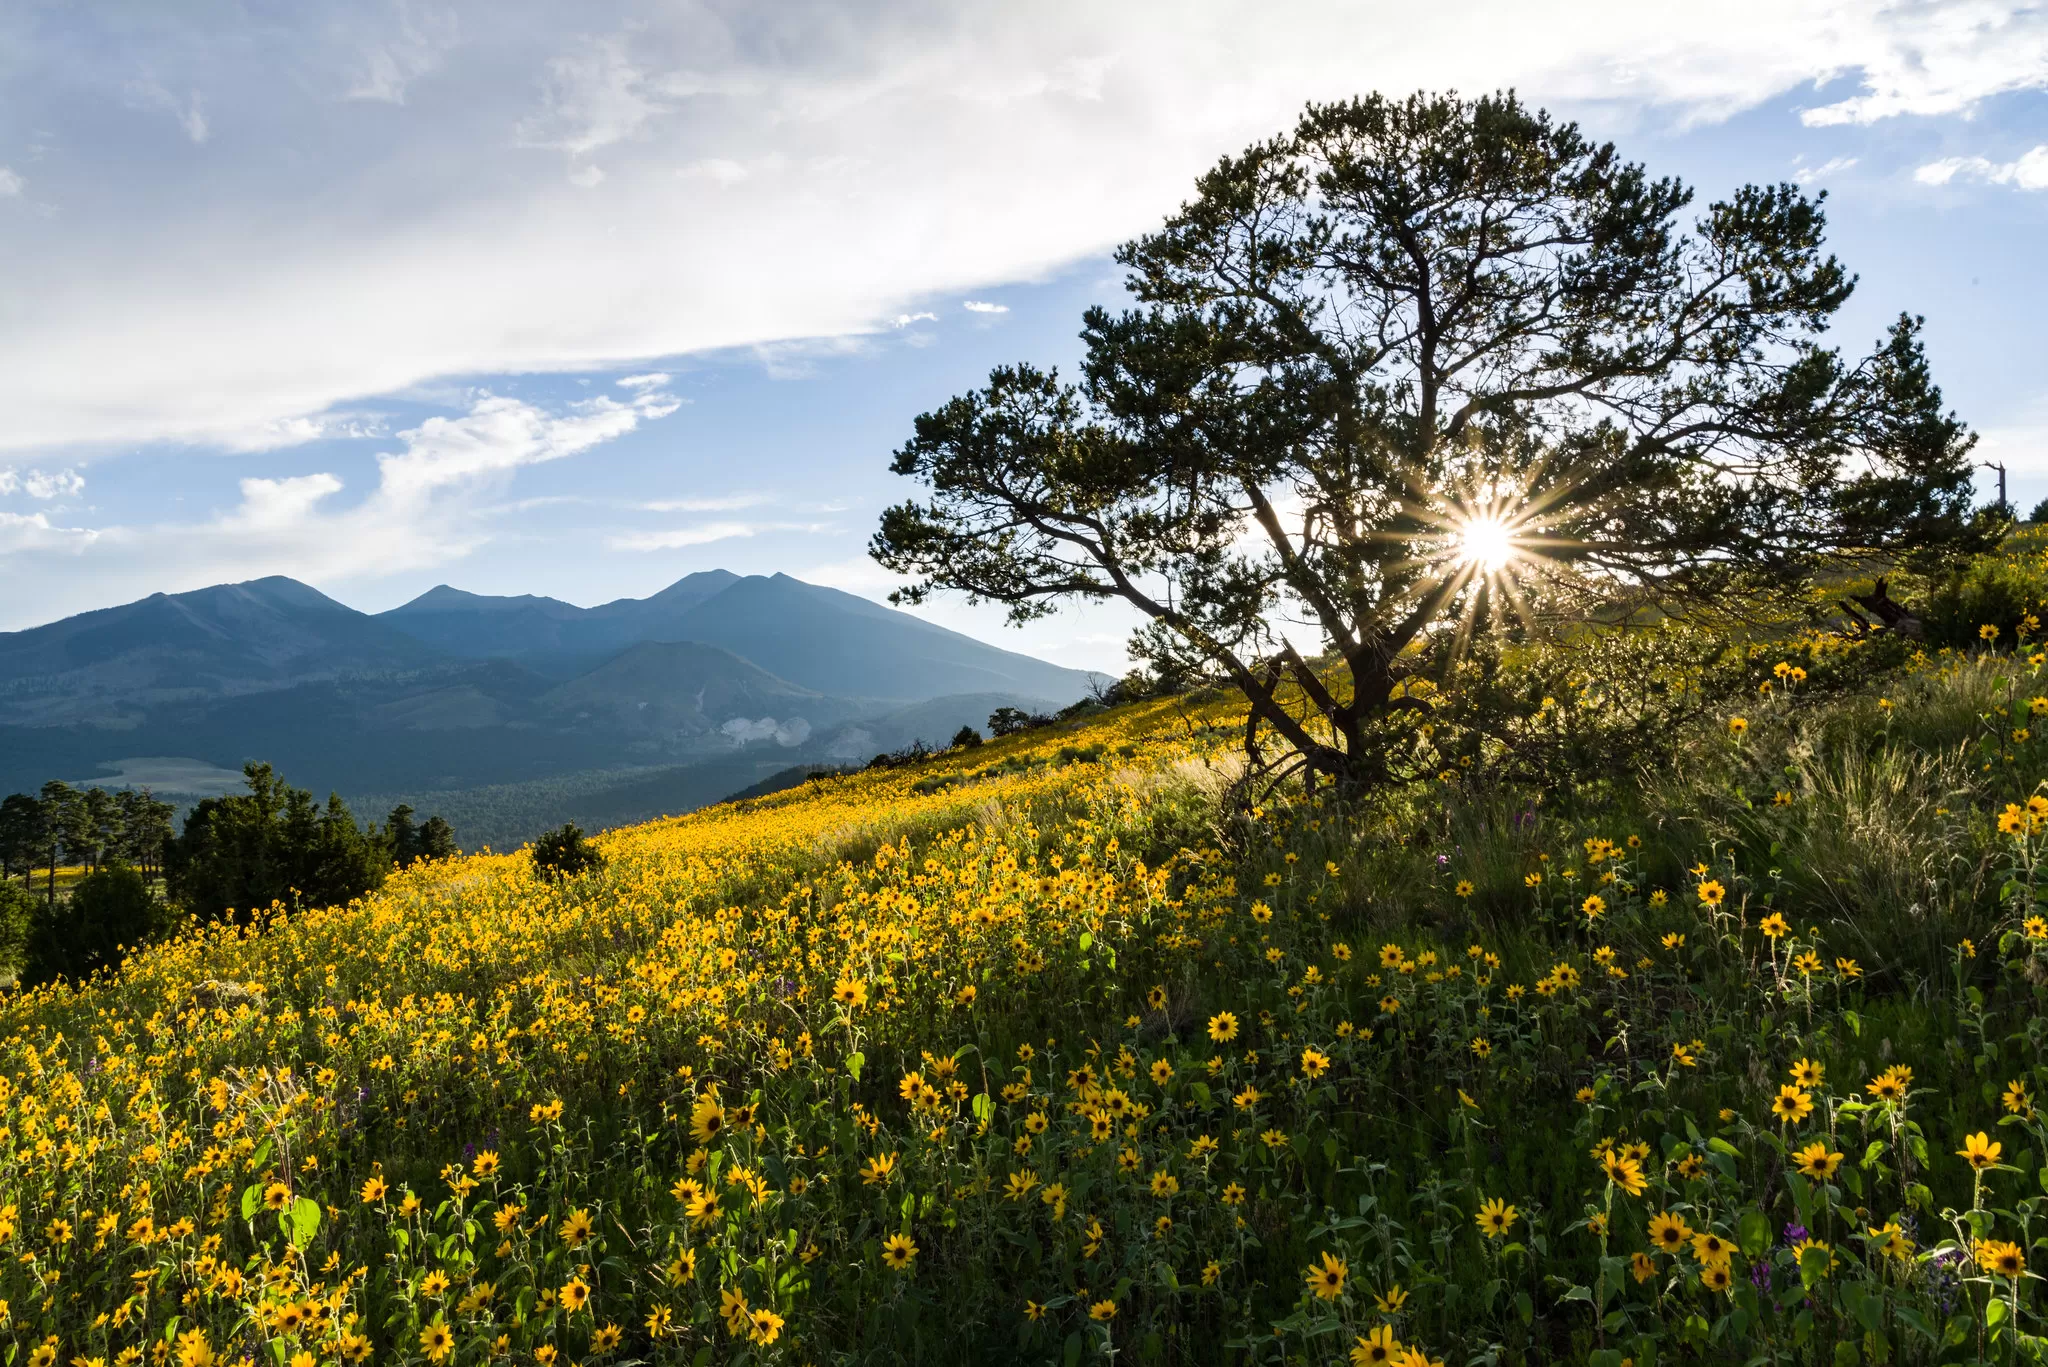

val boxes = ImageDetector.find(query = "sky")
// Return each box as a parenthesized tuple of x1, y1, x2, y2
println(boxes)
(2, 1, 2046, 673)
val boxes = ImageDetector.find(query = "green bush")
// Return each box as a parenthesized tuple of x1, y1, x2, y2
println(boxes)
(1918, 529, 2048, 648)
(0, 879, 33, 982)
(531, 823, 605, 881)
(27, 863, 166, 984)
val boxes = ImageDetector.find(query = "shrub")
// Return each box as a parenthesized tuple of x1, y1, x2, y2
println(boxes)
(1917, 529, 2048, 649)
(0, 879, 32, 981)
(530, 823, 605, 881)
(26, 863, 165, 984)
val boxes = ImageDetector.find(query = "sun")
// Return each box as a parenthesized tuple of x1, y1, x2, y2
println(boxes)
(1455, 515, 1517, 572)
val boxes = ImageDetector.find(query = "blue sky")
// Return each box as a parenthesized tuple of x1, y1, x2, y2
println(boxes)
(3, 2, 2046, 672)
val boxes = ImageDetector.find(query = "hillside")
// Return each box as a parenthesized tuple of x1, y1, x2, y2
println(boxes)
(3, 623, 2044, 1363)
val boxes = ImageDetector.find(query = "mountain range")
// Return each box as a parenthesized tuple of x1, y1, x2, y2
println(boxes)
(0, 572, 1099, 845)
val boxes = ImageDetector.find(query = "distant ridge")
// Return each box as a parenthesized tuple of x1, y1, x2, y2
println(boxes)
(0, 576, 441, 725)
(0, 571, 1100, 815)
(374, 569, 1094, 703)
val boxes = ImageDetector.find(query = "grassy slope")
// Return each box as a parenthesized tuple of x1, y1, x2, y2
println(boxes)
(2, 648, 2046, 1366)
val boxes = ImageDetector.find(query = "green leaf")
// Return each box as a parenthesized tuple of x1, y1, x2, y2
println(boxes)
(240, 1184, 262, 1222)
(1738, 1210, 1771, 1257)
(1895, 1306, 1936, 1343)
(971, 1093, 994, 1125)
(1841, 1281, 1886, 1335)
(846, 1051, 864, 1082)
(290, 1195, 322, 1248)
(1078, 931, 1093, 951)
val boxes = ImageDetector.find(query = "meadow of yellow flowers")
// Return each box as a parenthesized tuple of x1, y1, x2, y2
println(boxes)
(2, 643, 2046, 1366)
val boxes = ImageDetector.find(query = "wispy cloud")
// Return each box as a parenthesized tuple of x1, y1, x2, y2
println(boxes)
(891, 312, 937, 327)
(374, 387, 678, 507)
(343, 1, 460, 104)
(607, 519, 829, 552)
(1916, 146, 2048, 190)
(122, 79, 208, 144)
(962, 300, 1009, 314)
(0, 168, 22, 197)
(636, 493, 772, 513)
(204, 411, 391, 455)
(1794, 156, 1857, 184)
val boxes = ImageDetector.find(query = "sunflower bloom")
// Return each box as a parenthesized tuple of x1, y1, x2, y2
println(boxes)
(881, 1232, 919, 1271)
(1350, 1326, 1403, 1365)
(1601, 1150, 1646, 1197)
(1958, 1132, 2002, 1171)
(1975, 1239, 2025, 1279)
(1647, 1211, 1692, 1253)
(1303, 1250, 1348, 1300)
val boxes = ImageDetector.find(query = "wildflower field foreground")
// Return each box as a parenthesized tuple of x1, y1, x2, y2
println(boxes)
(5, 637, 2048, 1366)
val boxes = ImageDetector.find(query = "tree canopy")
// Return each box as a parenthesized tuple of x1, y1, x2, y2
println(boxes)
(874, 90, 1984, 787)
(162, 763, 456, 923)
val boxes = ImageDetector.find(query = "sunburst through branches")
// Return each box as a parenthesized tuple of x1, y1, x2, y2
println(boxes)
(1454, 515, 1518, 573)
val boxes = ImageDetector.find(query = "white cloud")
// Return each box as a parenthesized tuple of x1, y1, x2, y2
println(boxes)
(891, 311, 938, 327)
(25, 468, 85, 499)
(1794, 155, 1858, 183)
(515, 33, 686, 158)
(224, 472, 345, 532)
(962, 300, 1009, 313)
(0, 467, 85, 499)
(615, 372, 670, 389)
(375, 387, 678, 506)
(0, 383, 681, 625)
(608, 519, 829, 551)
(344, 2, 460, 104)
(4, 2, 2048, 455)
(1799, 4, 2048, 125)
(680, 158, 751, 186)
(123, 80, 209, 144)
(203, 411, 391, 454)
(0, 510, 98, 555)
(0, 168, 21, 197)
(1915, 145, 2048, 189)
(637, 493, 770, 512)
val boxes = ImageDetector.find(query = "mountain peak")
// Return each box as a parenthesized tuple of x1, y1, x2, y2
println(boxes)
(644, 568, 740, 603)
(387, 585, 585, 618)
